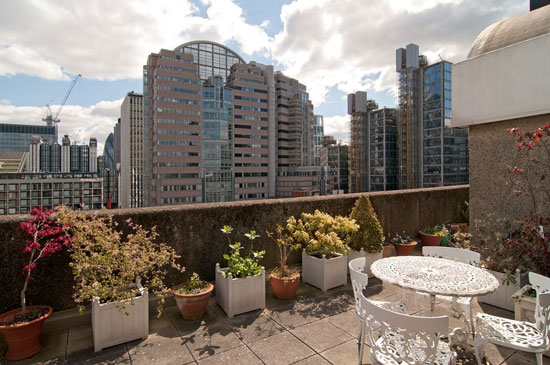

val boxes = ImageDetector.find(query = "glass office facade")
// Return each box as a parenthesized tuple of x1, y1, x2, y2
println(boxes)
(0, 124, 55, 152)
(369, 108, 398, 191)
(202, 76, 234, 203)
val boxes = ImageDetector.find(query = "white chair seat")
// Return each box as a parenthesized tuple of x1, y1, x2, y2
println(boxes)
(372, 337, 455, 365)
(476, 313, 547, 349)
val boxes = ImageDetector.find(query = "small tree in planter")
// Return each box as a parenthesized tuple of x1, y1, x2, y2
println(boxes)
(216, 226, 265, 317)
(266, 218, 302, 300)
(349, 196, 385, 276)
(293, 210, 358, 291)
(0, 207, 71, 361)
(172, 271, 214, 320)
(56, 206, 180, 352)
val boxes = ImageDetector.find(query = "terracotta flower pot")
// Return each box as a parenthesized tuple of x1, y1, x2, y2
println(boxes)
(393, 241, 417, 256)
(383, 245, 392, 258)
(419, 231, 443, 246)
(270, 273, 300, 300)
(0, 305, 52, 361)
(172, 283, 214, 320)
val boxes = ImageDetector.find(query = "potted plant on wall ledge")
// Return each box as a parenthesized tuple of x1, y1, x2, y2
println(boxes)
(294, 210, 358, 291)
(57, 206, 180, 352)
(216, 226, 265, 317)
(419, 222, 450, 247)
(348, 196, 385, 277)
(0, 207, 71, 361)
(266, 219, 302, 300)
(390, 232, 417, 256)
(172, 271, 214, 320)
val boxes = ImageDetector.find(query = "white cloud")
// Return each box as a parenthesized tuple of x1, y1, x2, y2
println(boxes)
(271, 0, 524, 107)
(0, 99, 122, 153)
(323, 115, 350, 144)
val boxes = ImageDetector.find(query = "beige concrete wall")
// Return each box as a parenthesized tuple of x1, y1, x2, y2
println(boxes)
(0, 186, 467, 313)
(469, 114, 550, 226)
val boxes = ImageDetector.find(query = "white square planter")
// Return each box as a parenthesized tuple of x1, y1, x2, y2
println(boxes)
(302, 250, 347, 291)
(92, 283, 149, 352)
(478, 270, 525, 311)
(346, 248, 383, 278)
(215, 263, 265, 318)
(513, 285, 536, 322)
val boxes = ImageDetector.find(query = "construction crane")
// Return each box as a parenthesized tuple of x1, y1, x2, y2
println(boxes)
(43, 73, 81, 143)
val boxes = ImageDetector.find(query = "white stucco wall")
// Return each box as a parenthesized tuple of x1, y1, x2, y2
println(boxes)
(451, 33, 550, 128)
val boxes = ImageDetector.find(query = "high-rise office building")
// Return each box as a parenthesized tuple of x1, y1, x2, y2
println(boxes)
(103, 133, 115, 170)
(313, 115, 324, 166)
(0, 123, 55, 152)
(321, 138, 349, 195)
(28, 136, 98, 174)
(396, 43, 468, 188)
(120, 92, 144, 208)
(369, 108, 398, 191)
(143, 41, 323, 206)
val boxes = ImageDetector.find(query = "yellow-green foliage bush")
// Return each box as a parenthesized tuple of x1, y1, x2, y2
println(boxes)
(349, 196, 385, 253)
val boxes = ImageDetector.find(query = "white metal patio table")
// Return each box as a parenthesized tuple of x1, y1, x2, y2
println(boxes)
(371, 256, 499, 349)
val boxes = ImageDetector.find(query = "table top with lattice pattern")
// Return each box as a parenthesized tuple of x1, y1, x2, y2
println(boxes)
(371, 256, 499, 297)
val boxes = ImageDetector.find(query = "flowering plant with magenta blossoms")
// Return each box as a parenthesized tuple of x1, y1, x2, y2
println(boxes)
(19, 207, 71, 315)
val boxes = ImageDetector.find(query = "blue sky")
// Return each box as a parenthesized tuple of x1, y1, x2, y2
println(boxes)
(0, 0, 525, 150)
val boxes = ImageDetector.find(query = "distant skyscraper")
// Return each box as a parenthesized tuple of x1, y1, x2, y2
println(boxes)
(396, 43, 468, 188)
(321, 139, 349, 194)
(0, 123, 55, 152)
(369, 108, 398, 191)
(313, 115, 324, 166)
(120, 92, 144, 208)
(28, 136, 98, 174)
(103, 133, 115, 170)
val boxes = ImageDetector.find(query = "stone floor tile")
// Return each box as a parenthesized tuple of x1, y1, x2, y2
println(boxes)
(197, 344, 262, 364)
(67, 325, 93, 355)
(141, 314, 180, 344)
(8, 329, 69, 365)
(320, 338, 372, 365)
(167, 305, 223, 337)
(513, 350, 550, 364)
(223, 311, 285, 344)
(291, 354, 331, 364)
(67, 343, 130, 364)
(266, 302, 321, 330)
(248, 332, 315, 365)
(327, 309, 362, 339)
(181, 321, 243, 360)
(480, 343, 516, 365)
(127, 336, 194, 365)
(290, 318, 353, 352)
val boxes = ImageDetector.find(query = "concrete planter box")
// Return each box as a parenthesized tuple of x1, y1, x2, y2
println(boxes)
(478, 270, 525, 311)
(215, 264, 265, 318)
(92, 283, 148, 352)
(302, 250, 347, 291)
(346, 248, 383, 277)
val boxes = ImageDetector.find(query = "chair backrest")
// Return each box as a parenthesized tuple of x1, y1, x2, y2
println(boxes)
(529, 272, 550, 331)
(535, 292, 550, 349)
(360, 292, 449, 365)
(349, 257, 368, 315)
(422, 246, 481, 267)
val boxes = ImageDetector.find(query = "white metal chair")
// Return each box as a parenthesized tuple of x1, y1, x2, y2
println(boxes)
(360, 292, 457, 365)
(349, 257, 407, 364)
(474, 272, 550, 365)
(415, 246, 481, 335)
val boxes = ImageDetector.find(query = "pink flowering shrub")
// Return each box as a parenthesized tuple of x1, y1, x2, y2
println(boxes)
(56, 206, 181, 317)
(19, 207, 71, 315)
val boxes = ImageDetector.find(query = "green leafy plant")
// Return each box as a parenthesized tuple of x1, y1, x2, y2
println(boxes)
(422, 221, 450, 236)
(221, 225, 265, 278)
(349, 196, 384, 253)
(174, 272, 209, 295)
(292, 210, 358, 258)
(57, 206, 180, 317)
(266, 218, 302, 278)
(390, 232, 415, 245)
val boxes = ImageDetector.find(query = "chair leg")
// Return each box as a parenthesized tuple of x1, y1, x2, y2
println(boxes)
(468, 305, 475, 338)
(536, 352, 543, 365)
(473, 338, 485, 365)
(358, 321, 366, 365)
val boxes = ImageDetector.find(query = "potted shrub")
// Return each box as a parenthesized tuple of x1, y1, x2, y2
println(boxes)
(390, 232, 417, 256)
(216, 226, 265, 317)
(266, 219, 302, 300)
(57, 206, 180, 352)
(0, 207, 70, 361)
(348, 196, 385, 277)
(172, 271, 214, 320)
(419, 223, 450, 247)
(293, 210, 358, 291)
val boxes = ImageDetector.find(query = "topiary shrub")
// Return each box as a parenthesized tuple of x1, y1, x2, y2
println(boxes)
(349, 196, 384, 253)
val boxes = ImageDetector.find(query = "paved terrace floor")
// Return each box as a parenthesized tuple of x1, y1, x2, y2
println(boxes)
(2, 277, 549, 365)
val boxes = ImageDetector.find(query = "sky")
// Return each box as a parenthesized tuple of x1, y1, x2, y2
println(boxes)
(0, 0, 527, 152)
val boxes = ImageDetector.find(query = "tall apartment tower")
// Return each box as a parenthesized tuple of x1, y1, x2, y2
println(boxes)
(369, 108, 398, 191)
(396, 43, 468, 188)
(313, 115, 324, 166)
(120, 92, 144, 208)
(61, 135, 71, 172)
(28, 136, 98, 174)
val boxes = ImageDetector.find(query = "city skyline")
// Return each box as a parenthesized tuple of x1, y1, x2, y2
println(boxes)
(0, 0, 526, 151)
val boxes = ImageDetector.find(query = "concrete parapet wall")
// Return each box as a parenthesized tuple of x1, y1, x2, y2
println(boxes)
(0, 186, 468, 313)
